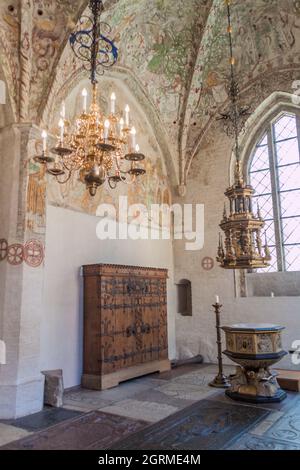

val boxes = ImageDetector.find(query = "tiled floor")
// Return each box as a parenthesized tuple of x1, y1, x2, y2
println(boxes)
(0, 363, 300, 450)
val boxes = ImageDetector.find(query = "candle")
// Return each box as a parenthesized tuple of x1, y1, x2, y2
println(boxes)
(135, 144, 140, 153)
(58, 118, 64, 144)
(82, 88, 87, 113)
(41, 130, 47, 152)
(130, 126, 136, 150)
(60, 101, 66, 119)
(119, 117, 124, 137)
(93, 164, 100, 176)
(111, 92, 116, 114)
(104, 119, 110, 141)
(125, 104, 130, 126)
(215, 295, 219, 304)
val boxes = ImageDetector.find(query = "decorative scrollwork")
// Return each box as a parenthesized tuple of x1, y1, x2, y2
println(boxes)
(69, 0, 118, 83)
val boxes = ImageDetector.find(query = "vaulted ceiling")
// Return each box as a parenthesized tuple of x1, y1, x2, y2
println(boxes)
(0, 0, 300, 192)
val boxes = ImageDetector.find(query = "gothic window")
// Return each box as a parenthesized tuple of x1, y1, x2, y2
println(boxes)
(249, 112, 300, 272)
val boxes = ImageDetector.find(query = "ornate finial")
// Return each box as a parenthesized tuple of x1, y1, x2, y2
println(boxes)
(223, 203, 227, 220)
(263, 232, 271, 260)
(234, 160, 244, 185)
(217, 233, 225, 262)
(257, 202, 261, 219)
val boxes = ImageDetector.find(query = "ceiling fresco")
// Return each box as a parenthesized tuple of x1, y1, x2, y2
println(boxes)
(0, 0, 300, 192)
(184, 0, 300, 179)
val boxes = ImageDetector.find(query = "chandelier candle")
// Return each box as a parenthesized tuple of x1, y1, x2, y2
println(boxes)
(131, 127, 136, 150)
(119, 118, 124, 137)
(110, 92, 116, 114)
(104, 120, 110, 141)
(82, 88, 88, 113)
(41, 130, 47, 152)
(58, 118, 64, 145)
(61, 101, 66, 119)
(125, 105, 130, 126)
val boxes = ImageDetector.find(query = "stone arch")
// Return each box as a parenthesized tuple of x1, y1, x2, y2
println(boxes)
(230, 91, 300, 185)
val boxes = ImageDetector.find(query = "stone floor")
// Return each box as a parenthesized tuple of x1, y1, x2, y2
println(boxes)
(1, 363, 300, 450)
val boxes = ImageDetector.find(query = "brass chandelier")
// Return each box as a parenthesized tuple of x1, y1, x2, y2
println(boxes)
(34, 0, 146, 196)
(216, 0, 271, 269)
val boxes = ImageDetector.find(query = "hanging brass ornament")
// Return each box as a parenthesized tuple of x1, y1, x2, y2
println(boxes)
(216, 0, 271, 270)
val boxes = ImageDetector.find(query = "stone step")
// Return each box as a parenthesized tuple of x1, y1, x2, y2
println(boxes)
(274, 369, 300, 392)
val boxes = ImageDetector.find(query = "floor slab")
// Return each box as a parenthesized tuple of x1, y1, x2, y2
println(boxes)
(227, 433, 300, 450)
(100, 398, 178, 423)
(0, 423, 31, 447)
(154, 381, 218, 402)
(110, 398, 270, 450)
(1, 411, 147, 450)
(1, 407, 82, 432)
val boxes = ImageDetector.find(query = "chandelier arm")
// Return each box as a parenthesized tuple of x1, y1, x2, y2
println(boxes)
(108, 178, 117, 189)
(54, 169, 73, 185)
(61, 156, 82, 172)
(122, 174, 136, 185)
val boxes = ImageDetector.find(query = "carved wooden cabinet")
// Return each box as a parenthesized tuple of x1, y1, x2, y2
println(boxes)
(82, 263, 171, 390)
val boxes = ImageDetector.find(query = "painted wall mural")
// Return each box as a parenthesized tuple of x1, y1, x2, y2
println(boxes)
(0, 238, 44, 267)
(1, 0, 300, 197)
(184, 0, 300, 177)
(26, 135, 47, 234)
(0, 0, 87, 122)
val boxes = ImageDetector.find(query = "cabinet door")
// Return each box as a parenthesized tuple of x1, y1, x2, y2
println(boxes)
(157, 278, 168, 360)
(101, 275, 138, 373)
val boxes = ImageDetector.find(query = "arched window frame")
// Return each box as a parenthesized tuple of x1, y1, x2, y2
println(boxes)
(176, 279, 192, 316)
(246, 107, 300, 273)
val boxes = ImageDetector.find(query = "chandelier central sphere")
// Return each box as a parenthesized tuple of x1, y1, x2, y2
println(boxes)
(34, 0, 146, 196)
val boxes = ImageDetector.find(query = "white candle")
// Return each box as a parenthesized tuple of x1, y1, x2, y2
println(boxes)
(111, 92, 116, 114)
(60, 101, 66, 119)
(104, 119, 110, 140)
(41, 130, 47, 152)
(130, 126, 136, 150)
(215, 295, 219, 304)
(125, 104, 130, 126)
(93, 164, 100, 176)
(58, 118, 64, 144)
(119, 117, 124, 138)
(82, 88, 87, 113)
(135, 143, 140, 153)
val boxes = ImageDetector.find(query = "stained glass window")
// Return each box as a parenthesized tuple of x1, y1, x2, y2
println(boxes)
(249, 112, 300, 272)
